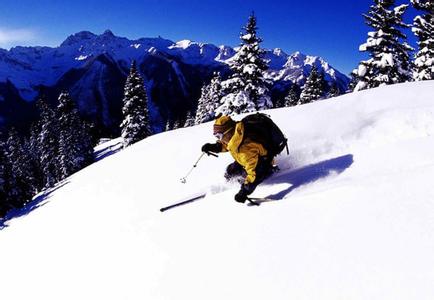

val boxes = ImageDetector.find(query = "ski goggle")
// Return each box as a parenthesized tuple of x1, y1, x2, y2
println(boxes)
(214, 127, 233, 140)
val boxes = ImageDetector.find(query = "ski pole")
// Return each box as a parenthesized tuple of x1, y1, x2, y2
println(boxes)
(160, 194, 207, 212)
(180, 151, 218, 184)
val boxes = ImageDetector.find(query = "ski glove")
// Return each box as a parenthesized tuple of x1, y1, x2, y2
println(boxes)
(234, 189, 248, 203)
(201, 142, 222, 154)
(234, 183, 255, 203)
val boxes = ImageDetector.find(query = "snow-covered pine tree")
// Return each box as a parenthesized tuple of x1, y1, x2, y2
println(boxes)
(37, 98, 60, 188)
(195, 85, 211, 124)
(27, 122, 44, 186)
(195, 72, 223, 124)
(348, 72, 359, 92)
(328, 82, 341, 98)
(353, 0, 413, 91)
(0, 138, 10, 217)
(274, 96, 285, 109)
(165, 119, 172, 132)
(172, 118, 182, 130)
(184, 111, 196, 128)
(5, 128, 35, 208)
(216, 13, 272, 115)
(411, 0, 434, 81)
(28, 124, 44, 191)
(284, 84, 301, 107)
(121, 60, 152, 147)
(57, 91, 94, 180)
(299, 65, 327, 104)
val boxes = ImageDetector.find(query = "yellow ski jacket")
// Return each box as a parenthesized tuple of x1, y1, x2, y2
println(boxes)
(220, 122, 268, 184)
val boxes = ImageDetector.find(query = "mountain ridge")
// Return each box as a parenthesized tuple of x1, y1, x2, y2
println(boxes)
(0, 30, 350, 135)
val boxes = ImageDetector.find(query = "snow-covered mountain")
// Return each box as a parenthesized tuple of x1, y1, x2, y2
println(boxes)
(1, 81, 434, 300)
(0, 30, 349, 134)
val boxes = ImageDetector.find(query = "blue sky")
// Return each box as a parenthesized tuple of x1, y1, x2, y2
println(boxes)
(0, 0, 419, 74)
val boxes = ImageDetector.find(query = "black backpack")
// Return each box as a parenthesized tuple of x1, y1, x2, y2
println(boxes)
(241, 113, 289, 157)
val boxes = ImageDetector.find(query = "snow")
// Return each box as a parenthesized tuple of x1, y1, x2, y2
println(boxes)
(215, 45, 236, 61)
(130, 43, 141, 49)
(357, 64, 367, 77)
(243, 63, 256, 74)
(1, 81, 434, 299)
(169, 39, 193, 49)
(241, 33, 253, 40)
(168, 40, 221, 65)
(394, 4, 408, 14)
(75, 54, 89, 61)
(380, 53, 394, 67)
(274, 52, 347, 85)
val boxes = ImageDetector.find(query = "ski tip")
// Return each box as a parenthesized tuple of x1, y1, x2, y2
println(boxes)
(246, 198, 260, 206)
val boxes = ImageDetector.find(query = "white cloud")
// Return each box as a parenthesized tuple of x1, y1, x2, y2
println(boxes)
(0, 27, 38, 49)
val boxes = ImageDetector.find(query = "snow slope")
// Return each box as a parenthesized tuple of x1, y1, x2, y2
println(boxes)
(1, 81, 434, 299)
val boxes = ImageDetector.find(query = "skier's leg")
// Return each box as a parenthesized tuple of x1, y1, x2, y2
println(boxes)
(224, 161, 246, 183)
(253, 156, 276, 185)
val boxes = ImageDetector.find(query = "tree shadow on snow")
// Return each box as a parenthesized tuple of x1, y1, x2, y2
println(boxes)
(264, 154, 354, 200)
(0, 181, 69, 230)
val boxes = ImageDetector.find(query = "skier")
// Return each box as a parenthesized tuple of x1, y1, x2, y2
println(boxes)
(201, 115, 278, 203)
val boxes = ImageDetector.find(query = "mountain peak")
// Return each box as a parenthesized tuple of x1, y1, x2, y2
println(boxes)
(171, 39, 194, 49)
(272, 48, 288, 57)
(60, 30, 117, 48)
(289, 51, 305, 59)
(60, 31, 97, 47)
(102, 29, 115, 37)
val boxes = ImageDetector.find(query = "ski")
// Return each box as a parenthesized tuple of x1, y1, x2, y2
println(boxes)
(160, 193, 279, 212)
(160, 193, 207, 212)
(246, 197, 279, 206)
(246, 198, 260, 206)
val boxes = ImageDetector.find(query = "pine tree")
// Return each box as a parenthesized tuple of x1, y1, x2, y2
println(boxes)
(0, 138, 10, 217)
(353, 0, 413, 91)
(284, 84, 301, 107)
(328, 82, 341, 98)
(5, 128, 35, 207)
(216, 13, 272, 115)
(165, 119, 172, 132)
(37, 98, 60, 188)
(121, 61, 152, 147)
(27, 124, 44, 193)
(172, 119, 182, 130)
(411, 0, 434, 80)
(274, 97, 285, 109)
(195, 85, 211, 124)
(299, 66, 327, 104)
(57, 91, 94, 180)
(184, 111, 196, 128)
(348, 72, 359, 92)
(195, 72, 223, 124)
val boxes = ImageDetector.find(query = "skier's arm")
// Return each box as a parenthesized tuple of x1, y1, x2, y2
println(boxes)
(234, 143, 267, 202)
(201, 141, 226, 154)
(234, 153, 259, 203)
(240, 151, 259, 185)
(238, 142, 267, 185)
